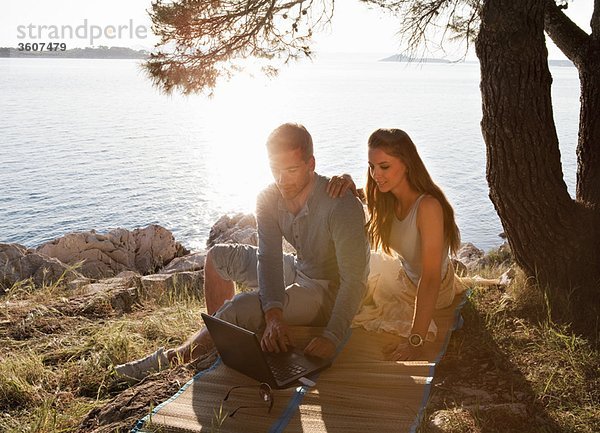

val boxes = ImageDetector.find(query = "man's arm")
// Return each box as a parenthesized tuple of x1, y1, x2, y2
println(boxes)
(256, 187, 293, 352)
(256, 187, 285, 311)
(308, 195, 370, 356)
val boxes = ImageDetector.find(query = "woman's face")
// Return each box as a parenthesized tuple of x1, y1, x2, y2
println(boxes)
(368, 147, 408, 194)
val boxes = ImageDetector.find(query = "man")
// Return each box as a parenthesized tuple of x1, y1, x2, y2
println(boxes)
(116, 123, 369, 380)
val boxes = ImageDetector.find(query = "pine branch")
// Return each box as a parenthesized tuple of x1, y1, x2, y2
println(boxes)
(145, 0, 332, 94)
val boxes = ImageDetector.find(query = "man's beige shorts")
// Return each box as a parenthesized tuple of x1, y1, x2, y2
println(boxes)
(210, 243, 331, 333)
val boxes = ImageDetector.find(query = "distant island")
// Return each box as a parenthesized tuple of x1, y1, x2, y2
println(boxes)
(380, 54, 451, 64)
(547, 59, 575, 67)
(380, 53, 575, 67)
(0, 46, 149, 59)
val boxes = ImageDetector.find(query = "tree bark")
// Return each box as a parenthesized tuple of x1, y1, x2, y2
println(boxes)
(476, 0, 599, 316)
(578, 52, 600, 207)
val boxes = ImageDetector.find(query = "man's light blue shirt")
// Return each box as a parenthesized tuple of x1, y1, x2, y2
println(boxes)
(256, 174, 370, 346)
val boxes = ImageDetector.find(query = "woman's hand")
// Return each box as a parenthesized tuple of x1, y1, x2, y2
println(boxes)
(383, 341, 424, 361)
(327, 174, 358, 198)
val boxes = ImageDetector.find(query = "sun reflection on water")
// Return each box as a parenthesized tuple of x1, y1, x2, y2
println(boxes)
(189, 74, 285, 219)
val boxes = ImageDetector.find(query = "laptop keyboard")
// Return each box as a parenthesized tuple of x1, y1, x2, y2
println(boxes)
(266, 356, 308, 382)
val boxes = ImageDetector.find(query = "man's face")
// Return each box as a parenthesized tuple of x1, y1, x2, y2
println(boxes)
(268, 148, 315, 200)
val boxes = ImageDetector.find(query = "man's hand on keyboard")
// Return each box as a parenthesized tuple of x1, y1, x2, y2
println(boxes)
(304, 336, 335, 359)
(262, 308, 294, 353)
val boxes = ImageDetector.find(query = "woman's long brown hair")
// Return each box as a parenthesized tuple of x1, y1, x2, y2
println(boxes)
(366, 128, 460, 255)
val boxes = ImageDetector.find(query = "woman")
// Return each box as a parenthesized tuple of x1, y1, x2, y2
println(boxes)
(330, 128, 462, 361)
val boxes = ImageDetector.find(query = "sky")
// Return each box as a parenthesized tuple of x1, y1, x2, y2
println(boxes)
(0, 0, 594, 59)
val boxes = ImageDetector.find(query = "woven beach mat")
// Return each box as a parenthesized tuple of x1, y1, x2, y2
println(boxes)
(133, 293, 466, 433)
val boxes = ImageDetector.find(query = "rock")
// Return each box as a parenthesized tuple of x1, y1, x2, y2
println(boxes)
(67, 277, 93, 291)
(207, 213, 295, 253)
(454, 241, 514, 273)
(4, 273, 143, 320)
(429, 403, 528, 432)
(207, 213, 258, 248)
(104, 271, 142, 289)
(159, 252, 206, 274)
(67, 272, 141, 293)
(454, 242, 485, 270)
(140, 271, 204, 300)
(429, 410, 451, 431)
(36, 225, 188, 279)
(429, 408, 480, 433)
(132, 225, 189, 273)
(2, 279, 144, 340)
(0, 243, 82, 290)
(57, 275, 143, 318)
(79, 286, 140, 318)
(479, 241, 513, 268)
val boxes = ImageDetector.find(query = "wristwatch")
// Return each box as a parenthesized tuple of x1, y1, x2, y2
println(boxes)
(408, 333, 424, 348)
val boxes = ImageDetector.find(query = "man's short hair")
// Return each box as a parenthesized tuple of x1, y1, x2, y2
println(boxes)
(266, 123, 313, 161)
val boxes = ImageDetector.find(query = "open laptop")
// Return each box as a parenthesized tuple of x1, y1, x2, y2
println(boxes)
(201, 313, 332, 389)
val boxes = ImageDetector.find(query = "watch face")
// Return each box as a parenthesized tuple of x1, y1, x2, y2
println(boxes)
(409, 334, 423, 347)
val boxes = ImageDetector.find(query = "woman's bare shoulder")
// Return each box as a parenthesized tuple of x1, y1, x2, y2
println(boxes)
(419, 195, 442, 211)
(417, 195, 444, 222)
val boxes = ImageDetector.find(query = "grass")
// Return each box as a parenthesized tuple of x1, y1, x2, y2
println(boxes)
(0, 276, 206, 433)
(1, 252, 598, 432)
(420, 259, 599, 433)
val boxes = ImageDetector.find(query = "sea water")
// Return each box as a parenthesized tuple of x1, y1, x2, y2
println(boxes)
(0, 53, 580, 252)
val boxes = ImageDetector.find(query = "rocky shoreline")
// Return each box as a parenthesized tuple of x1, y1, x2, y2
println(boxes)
(1, 213, 509, 298)
(0, 215, 512, 338)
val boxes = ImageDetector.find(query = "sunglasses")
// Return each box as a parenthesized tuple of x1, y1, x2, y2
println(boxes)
(222, 383, 274, 417)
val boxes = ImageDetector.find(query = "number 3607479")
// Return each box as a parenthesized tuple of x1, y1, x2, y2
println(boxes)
(18, 42, 67, 51)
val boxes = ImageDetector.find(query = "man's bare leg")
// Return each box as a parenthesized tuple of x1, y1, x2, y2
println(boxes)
(204, 248, 235, 315)
(166, 247, 234, 364)
(115, 328, 215, 380)
(115, 248, 236, 380)
(166, 327, 215, 365)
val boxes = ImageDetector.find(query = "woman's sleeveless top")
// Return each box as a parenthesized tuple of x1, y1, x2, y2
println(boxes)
(389, 194, 450, 285)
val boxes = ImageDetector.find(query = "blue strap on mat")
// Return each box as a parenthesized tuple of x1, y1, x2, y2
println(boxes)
(408, 291, 468, 433)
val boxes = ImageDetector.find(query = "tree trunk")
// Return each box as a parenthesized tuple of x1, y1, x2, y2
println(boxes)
(579, 0, 600, 205)
(577, 56, 600, 206)
(475, 0, 600, 320)
(543, 0, 600, 206)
